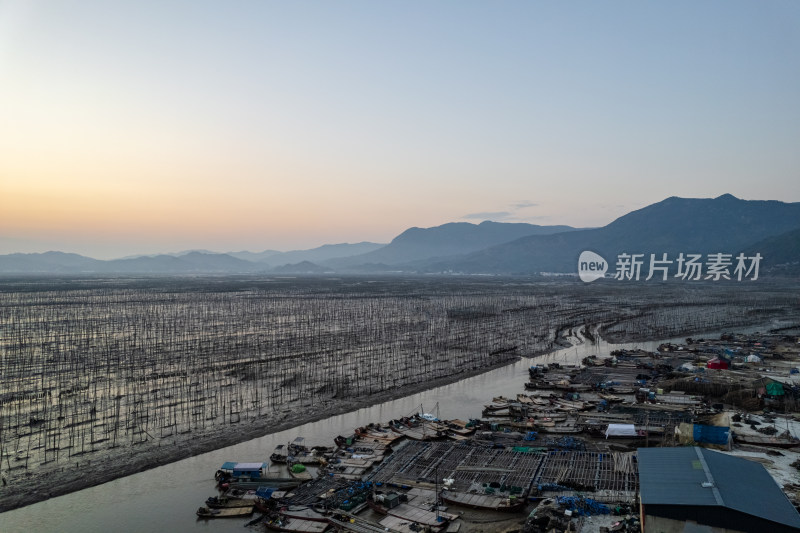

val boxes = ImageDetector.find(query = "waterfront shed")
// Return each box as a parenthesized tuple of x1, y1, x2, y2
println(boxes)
(706, 358, 729, 370)
(232, 462, 266, 479)
(637, 447, 800, 533)
(606, 423, 637, 438)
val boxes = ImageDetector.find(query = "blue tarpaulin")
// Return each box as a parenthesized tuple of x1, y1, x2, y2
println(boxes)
(256, 486, 275, 499)
(693, 425, 729, 445)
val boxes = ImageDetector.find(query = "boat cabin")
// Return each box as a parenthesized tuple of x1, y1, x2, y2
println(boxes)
(219, 461, 268, 481)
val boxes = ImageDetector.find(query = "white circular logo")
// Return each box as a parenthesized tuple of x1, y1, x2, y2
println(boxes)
(578, 251, 608, 283)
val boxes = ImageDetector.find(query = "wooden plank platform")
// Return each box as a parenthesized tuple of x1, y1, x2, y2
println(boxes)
(387, 503, 456, 526)
(266, 517, 330, 532)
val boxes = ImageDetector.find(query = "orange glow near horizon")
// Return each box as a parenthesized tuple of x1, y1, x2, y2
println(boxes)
(1, 2, 798, 259)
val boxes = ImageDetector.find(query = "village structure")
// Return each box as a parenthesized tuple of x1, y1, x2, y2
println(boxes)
(195, 332, 800, 533)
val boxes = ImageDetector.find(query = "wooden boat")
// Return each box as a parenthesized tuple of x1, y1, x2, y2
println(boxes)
(525, 381, 554, 390)
(598, 393, 623, 403)
(536, 421, 581, 434)
(552, 399, 590, 411)
(445, 419, 476, 435)
(272, 438, 333, 465)
(389, 422, 444, 440)
(483, 401, 510, 412)
(216, 461, 300, 490)
(264, 516, 330, 532)
(529, 365, 548, 376)
(482, 408, 510, 417)
(205, 495, 256, 508)
(196, 505, 254, 518)
(517, 409, 566, 420)
(441, 490, 526, 512)
(608, 387, 635, 394)
(553, 383, 592, 392)
(354, 426, 403, 444)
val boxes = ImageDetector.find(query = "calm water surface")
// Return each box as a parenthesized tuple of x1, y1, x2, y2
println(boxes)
(0, 329, 757, 533)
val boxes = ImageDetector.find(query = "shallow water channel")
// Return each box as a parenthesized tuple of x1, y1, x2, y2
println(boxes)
(0, 331, 738, 533)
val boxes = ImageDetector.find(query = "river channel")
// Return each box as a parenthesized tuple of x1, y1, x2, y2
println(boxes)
(0, 329, 755, 533)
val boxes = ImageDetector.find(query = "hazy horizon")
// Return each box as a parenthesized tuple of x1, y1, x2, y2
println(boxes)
(2, 2, 799, 259)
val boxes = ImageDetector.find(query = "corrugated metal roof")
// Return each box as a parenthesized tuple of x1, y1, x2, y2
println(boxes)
(638, 447, 800, 529)
(233, 462, 266, 470)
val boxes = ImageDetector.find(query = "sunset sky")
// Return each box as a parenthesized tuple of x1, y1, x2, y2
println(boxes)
(1, 1, 799, 259)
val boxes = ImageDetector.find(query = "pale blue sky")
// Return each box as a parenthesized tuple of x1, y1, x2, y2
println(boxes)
(1, 1, 799, 258)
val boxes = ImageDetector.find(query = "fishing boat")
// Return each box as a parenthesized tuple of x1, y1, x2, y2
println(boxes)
(196, 505, 254, 518)
(483, 401, 510, 412)
(215, 462, 301, 489)
(263, 516, 330, 532)
(525, 381, 553, 390)
(205, 495, 256, 508)
(440, 490, 526, 512)
(598, 393, 623, 403)
(529, 365, 548, 377)
(389, 418, 444, 440)
(445, 419, 476, 436)
(272, 438, 333, 465)
(481, 408, 510, 417)
(354, 425, 403, 445)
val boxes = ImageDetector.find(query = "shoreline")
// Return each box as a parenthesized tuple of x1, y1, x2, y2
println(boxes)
(0, 354, 521, 513)
(1, 318, 792, 513)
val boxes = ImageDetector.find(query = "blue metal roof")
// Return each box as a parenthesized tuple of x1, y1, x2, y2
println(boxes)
(638, 447, 800, 529)
(233, 462, 266, 471)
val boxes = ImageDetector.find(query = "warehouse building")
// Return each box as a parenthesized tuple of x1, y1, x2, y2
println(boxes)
(637, 447, 800, 533)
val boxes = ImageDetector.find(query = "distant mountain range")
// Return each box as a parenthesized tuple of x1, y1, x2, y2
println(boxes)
(327, 221, 577, 268)
(429, 194, 800, 275)
(228, 242, 385, 266)
(2, 195, 799, 276)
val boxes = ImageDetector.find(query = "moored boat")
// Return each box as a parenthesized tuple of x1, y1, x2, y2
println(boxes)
(196, 505, 254, 518)
(440, 490, 526, 512)
(264, 516, 330, 532)
(279, 506, 331, 523)
(205, 495, 256, 508)
(215, 461, 301, 490)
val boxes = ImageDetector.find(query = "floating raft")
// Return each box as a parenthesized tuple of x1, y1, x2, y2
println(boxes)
(385, 503, 457, 526)
(379, 514, 449, 532)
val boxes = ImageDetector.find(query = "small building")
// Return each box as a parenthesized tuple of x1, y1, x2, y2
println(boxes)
(606, 423, 638, 439)
(637, 447, 800, 533)
(219, 461, 268, 480)
(706, 358, 729, 370)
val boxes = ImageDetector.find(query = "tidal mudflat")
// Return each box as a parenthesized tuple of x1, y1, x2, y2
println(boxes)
(0, 275, 796, 511)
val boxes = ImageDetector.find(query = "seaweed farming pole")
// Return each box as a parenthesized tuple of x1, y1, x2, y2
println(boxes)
(435, 463, 440, 522)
